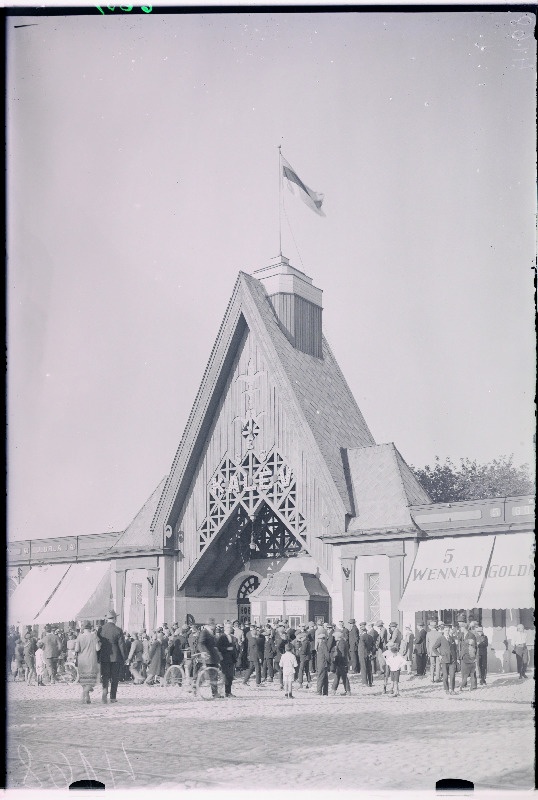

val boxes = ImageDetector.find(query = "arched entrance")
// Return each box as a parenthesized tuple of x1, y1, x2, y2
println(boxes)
(237, 575, 260, 625)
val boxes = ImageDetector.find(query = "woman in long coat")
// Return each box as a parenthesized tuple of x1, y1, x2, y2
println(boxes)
(75, 621, 100, 704)
(145, 632, 164, 685)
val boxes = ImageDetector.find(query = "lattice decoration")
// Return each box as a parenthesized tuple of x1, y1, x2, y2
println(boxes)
(197, 446, 307, 555)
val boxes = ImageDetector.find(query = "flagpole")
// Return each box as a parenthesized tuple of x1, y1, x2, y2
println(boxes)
(278, 145, 282, 257)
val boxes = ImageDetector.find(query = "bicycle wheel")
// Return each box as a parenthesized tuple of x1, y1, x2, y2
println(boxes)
(164, 664, 185, 687)
(196, 666, 224, 700)
(61, 663, 78, 684)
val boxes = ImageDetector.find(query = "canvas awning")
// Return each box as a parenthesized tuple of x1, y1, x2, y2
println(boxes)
(34, 562, 112, 625)
(477, 533, 534, 609)
(398, 535, 495, 612)
(8, 564, 71, 626)
(399, 533, 536, 612)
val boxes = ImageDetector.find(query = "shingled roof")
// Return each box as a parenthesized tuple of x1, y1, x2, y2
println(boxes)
(242, 272, 375, 511)
(151, 266, 375, 539)
(346, 443, 431, 532)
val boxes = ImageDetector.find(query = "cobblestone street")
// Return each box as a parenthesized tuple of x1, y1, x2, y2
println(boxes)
(6, 671, 535, 792)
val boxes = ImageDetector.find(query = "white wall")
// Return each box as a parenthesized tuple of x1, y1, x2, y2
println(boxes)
(124, 568, 150, 632)
(354, 554, 392, 624)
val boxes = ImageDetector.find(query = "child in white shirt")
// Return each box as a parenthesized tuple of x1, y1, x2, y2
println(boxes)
(384, 644, 407, 697)
(279, 643, 298, 699)
(35, 643, 46, 686)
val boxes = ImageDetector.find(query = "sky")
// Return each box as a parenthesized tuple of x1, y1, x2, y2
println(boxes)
(7, 8, 536, 542)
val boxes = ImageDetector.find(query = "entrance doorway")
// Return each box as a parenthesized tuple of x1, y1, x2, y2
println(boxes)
(237, 575, 260, 625)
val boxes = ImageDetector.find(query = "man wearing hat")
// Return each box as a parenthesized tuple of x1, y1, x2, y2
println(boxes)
(432, 623, 458, 695)
(414, 621, 427, 677)
(243, 625, 265, 686)
(316, 631, 331, 695)
(475, 626, 489, 685)
(217, 622, 240, 697)
(426, 619, 441, 683)
(347, 619, 360, 673)
(42, 624, 62, 685)
(358, 623, 373, 686)
(99, 610, 127, 703)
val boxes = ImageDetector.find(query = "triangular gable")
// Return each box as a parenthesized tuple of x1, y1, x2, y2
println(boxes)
(113, 477, 168, 549)
(346, 443, 431, 532)
(152, 270, 376, 547)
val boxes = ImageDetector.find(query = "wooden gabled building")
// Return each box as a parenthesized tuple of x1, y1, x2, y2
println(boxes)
(8, 256, 534, 669)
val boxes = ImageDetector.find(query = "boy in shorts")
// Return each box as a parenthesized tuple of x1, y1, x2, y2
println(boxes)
(384, 644, 407, 697)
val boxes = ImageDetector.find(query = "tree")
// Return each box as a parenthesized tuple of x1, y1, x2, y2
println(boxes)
(411, 455, 535, 504)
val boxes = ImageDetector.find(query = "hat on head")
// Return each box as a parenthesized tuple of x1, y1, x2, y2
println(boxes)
(44, 624, 51, 632)
(83, 621, 92, 630)
(376, 620, 384, 627)
(438, 622, 446, 628)
(405, 625, 412, 631)
(106, 610, 117, 620)
(359, 622, 366, 628)
(389, 622, 398, 628)
(348, 619, 356, 624)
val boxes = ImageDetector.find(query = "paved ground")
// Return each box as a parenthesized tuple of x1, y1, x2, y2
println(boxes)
(6, 670, 535, 792)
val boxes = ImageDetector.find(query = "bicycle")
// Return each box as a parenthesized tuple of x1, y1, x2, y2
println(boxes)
(163, 653, 224, 700)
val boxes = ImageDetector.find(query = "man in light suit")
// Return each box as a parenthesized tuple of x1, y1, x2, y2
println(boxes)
(99, 610, 126, 703)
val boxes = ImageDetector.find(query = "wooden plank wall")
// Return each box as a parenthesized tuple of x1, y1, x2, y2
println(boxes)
(176, 330, 339, 584)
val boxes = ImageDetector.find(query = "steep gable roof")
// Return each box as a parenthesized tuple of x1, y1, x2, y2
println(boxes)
(113, 477, 168, 549)
(151, 268, 376, 541)
(346, 443, 431, 532)
(242, 273, 375, 510)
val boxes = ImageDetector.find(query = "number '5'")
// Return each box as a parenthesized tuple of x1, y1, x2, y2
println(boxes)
(443, 548, 454, 564)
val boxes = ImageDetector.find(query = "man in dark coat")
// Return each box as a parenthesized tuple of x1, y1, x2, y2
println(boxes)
(458, 622, 478, 692)
(197, 619, 222, 698)
(99, 610, 126, 703)
(243, 626, 265, 685)
(261, 625, 276, 683)
(358, 623, 373, 686)
(307, 622, 317, 673)
(295, 632, 312, 688)
(475, 626, 489, 685)
(331, 630, 351, 695)
(217, 622, 239, 697)
(347, 619, 360, 673)
(414, 622, 427, 677)
(325, 625, 336, 661)
(42, 624, 62, 684)
(432, 623, 458, 694)
(316, 631, 331, 695)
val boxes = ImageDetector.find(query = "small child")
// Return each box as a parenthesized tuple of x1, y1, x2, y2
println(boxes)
(383, 644, 407, 697)
(35, 643, 46, 686)
(279, 643, 298, 699)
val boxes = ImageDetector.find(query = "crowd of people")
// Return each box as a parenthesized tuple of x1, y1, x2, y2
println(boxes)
(7, 614, 531, 703)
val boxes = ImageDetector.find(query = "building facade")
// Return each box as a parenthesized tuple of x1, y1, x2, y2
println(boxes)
(8, 257, 535, 671)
